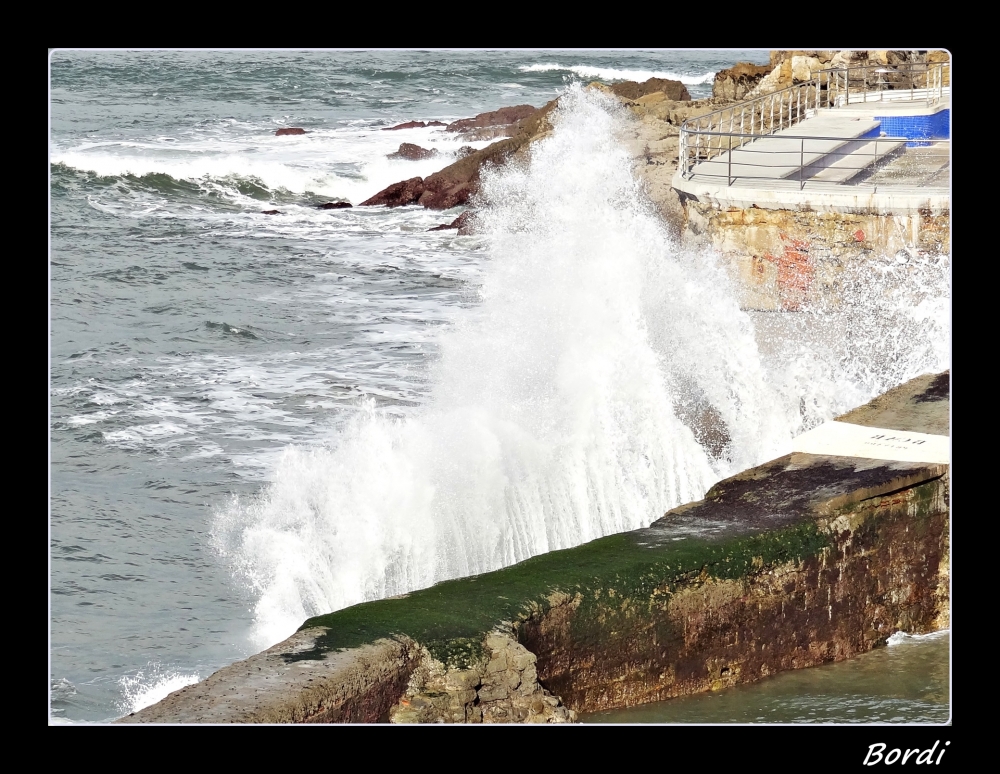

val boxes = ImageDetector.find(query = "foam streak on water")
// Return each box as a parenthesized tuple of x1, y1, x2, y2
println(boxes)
(519, 64, 716, 85)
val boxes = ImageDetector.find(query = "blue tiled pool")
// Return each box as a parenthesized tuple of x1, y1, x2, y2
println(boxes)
(876, 108, 950, 147)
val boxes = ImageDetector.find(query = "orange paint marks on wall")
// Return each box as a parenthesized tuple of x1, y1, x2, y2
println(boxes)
(764, 234, 814, 310)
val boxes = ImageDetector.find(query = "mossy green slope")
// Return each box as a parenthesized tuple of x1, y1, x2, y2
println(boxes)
(299, 516, 830, 668)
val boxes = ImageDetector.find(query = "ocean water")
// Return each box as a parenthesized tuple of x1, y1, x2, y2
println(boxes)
(49, 50, 949, 723)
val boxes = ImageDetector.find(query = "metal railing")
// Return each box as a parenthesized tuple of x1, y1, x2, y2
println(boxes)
(683, 130, 948, 191)
(679, 61, 950, 181)
(679, 80, 822, 177)
(822, 61, 951, 107)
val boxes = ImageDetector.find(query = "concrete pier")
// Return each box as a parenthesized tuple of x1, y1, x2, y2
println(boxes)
(121, 371, 949, 723)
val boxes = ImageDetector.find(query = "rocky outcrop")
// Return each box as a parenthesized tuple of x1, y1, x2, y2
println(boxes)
(750, 51, 933, 98)
(261, 209, 281, 215)
(608, 77, 691, 102)
(713, 62, 773, 101)
(446, 105, 537, 134)
(769, 50, 837, 68)
(388, 143, 439, 161)
(613, 89, 728, 239)
(363, 77, 701, 214)
(363, 100, 558, 210)
(317, 201, 352, 209)
(275, 128, 307, 136)
(359, 176, 426, 208)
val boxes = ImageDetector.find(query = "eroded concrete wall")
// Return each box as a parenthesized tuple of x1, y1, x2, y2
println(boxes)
(680, 201, 950, 310)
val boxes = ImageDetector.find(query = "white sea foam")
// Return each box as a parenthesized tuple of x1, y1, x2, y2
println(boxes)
(117, 664, 200, 715)
(887, 629, 950, 647)
(213, 85, 950, 651)
(52, 124, 493, 205)
(520, 63, 716, 85)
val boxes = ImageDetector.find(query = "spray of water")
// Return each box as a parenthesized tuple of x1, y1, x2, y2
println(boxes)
(212, 85, 949, 649)
(117, 663, 200, 715)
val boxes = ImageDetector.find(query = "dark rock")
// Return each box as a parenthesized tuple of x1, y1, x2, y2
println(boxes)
(382, 121, 427, 131)
(418, 101, 556, 210)
(456, 146, 476, 159)
(428, 211, 474, 233)
(261, 210, 282, 215)
(446, 105, 537, 133)
(275, 128, 307, 136)
(359, 177, 425, 208)
(388, 143, 439, 161)
(426, 121, 447, 127)
(364, 100, 557, 211)
(609, 78, 691, 102)
(317, 202, 353, 209)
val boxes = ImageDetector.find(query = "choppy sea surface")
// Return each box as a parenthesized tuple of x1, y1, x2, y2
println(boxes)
(49, 50, 949, 723)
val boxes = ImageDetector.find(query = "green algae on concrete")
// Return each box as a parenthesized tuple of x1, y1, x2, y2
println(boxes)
(299, 518, 833, 669)
(123, 370, 949, 722)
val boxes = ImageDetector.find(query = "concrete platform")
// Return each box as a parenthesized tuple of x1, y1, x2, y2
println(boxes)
(120, 371, 950, 723)
(675, 97, 950, 213)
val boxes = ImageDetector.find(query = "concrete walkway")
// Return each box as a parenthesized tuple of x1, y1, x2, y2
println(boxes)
(673, 95, 950, 213)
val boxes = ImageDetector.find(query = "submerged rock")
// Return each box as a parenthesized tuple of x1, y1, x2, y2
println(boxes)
(382, 121, 428, 131)
(427, 210, 474, 233)
(261, 209, 281, 215)
(275, 127, 307, 136)
(388, 143, 439, 161)
(317, 202, 353, 209)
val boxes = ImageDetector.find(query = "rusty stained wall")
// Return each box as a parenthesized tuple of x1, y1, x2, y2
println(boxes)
(681, 202, 950, 310)
(519, 474, 948, 714)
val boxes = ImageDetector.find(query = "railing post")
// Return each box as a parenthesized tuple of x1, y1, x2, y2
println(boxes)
(800, 137, 804, 190)
(728, 132, 733, 186)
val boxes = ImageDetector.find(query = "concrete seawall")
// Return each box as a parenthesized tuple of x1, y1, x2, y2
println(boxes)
(678, 202, 949, 311)
(121, 371, 949, 723)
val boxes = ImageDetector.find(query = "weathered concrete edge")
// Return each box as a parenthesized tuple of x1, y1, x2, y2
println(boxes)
(671, 172, 950, 215)
(119, 631, 422, 723)
(122, 371, 949, 723)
